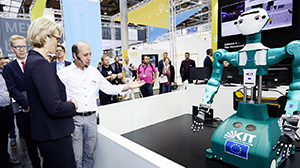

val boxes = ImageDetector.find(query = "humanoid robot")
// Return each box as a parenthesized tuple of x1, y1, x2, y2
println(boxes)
(191, 8, 300, 168)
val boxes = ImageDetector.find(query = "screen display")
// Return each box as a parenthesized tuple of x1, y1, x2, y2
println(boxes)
(221, 0, 293, 37)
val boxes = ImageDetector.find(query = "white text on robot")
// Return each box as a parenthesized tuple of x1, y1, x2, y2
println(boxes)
(224, 130, 257, 144)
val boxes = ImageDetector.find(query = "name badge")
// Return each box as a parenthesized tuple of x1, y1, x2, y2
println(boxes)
(108, 71, 112, 75)
(143, 75, 146, 77)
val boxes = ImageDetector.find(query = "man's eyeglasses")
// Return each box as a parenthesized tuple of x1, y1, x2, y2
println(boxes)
(49, 35, 61, 43)
(56, 50, 64, 53)
(12, 46, 27, 50)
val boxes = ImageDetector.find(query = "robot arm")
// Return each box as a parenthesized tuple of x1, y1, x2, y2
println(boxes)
(273, 41, 300, 158)
(191, 49, 232, 132)
(202, 49, 228, 105)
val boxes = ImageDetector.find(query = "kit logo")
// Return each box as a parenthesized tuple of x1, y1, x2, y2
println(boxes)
(224, 130, 257, 144)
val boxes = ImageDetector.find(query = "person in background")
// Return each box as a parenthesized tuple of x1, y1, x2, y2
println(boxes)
(58, 41, 144, 168)
(2, 56, 16, 147)
(50, 44, 71, 73)
(122, 56, 137, 100)
(3, 57, 11, 66)
(158, 52, 171, 94)
(25, 17, 78, 168)
(0, 52, 21, 167)
(223, 60, 230, 67)
(111, 56, 122, 75)
(98, 54, 123, 105)
(137, 55, 158, 97)
(160, 57, 175, 93)
(203, 48, 213, 77)
(3, 35, 41, 168)
(97, 60, 102, 67)
(180, 52, 195, 83)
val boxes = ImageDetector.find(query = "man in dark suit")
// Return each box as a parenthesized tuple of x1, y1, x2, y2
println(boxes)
(3, 35, 41, 168)
(0, 52, 21, 167)
(180, 52, 196, 83)
(203, 48, 213, 78)
(50, 45, 71, 73)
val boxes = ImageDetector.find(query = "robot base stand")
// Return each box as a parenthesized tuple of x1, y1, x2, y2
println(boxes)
(206, 102, 287, 168)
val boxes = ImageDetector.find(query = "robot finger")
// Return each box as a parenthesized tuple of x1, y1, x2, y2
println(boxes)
(272, 140, 280, 150)
(200, 122, 204, 130)
(191, 121, 196, 130)
(282, 144, 288, 158)
(276, 143, 284, 156)
(286, 144, 293, 158)
(192, 122, 199, 132)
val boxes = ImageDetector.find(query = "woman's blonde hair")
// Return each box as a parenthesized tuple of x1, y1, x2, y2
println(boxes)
(27, 17, 63, 48)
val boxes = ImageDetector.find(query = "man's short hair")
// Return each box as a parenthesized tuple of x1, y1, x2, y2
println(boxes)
(185, 52, 190, 55)
(9, 35, 27, 47)
(163, 52, 168, 55)
(206, 49, 213, 55)
(27, 17, 63, 48)
(142, 55, 150, 60)
(101, 54, 109, 61)
(57, 44, 65, 52)
(71, 43, 79, 56)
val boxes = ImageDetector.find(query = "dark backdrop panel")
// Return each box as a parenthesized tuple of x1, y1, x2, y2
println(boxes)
(218, 0, 299, 64)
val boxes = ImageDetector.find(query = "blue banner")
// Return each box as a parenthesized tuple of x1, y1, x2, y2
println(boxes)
(62, 0, 102, 68)
(224, 140, 249, 160)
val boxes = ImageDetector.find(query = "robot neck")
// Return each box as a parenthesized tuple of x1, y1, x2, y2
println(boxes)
(246, 32, 262, 44)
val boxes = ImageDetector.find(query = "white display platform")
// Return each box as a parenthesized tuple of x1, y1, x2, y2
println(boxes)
(94, 84, 290, 168)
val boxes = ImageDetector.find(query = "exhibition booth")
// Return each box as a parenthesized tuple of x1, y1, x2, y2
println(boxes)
(93, 84, 290, 167)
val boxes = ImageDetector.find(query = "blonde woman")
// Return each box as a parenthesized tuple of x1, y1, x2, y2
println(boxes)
(25, 17, 77, 168)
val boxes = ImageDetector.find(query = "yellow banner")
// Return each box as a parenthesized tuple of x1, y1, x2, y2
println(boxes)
(211, 0, 218, 52)
(114, 0, 169, 29)
(31, 0, 47, 21)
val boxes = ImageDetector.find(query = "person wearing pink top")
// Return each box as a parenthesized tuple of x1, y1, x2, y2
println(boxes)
(137, 55, 158, 97)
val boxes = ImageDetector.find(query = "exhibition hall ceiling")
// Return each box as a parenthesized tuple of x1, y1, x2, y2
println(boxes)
(0, 0, 210, 29)
(0, 0, 208, 23)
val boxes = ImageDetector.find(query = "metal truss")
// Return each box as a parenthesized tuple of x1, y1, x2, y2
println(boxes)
(111, 0, 154, 20)
(0, 11, 30, 19)
(169, 0, 177, 81)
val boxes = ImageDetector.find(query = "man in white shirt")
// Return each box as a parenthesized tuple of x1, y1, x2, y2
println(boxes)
(57, 41, 145, 168)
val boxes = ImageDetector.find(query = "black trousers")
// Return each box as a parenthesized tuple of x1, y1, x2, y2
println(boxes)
(0, 106, 12, 164)
(36, 135, 76, 168)
(182, 74, 193, 84)
(159, 83, 163, 94)
(140, 83, 153, 97)
(16, 112, 41, 167)
(99, 90, 118, 105)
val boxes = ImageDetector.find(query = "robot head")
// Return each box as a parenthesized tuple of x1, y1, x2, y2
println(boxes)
(234, 8, 269, 35)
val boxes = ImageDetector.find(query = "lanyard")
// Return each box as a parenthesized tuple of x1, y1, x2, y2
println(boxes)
(142, 64, 149, 73)
(164, 66, 169, 74)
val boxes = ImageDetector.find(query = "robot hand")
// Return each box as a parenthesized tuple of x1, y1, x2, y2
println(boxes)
(273, 131, 296, 159)
(191, 103, 211, 132)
